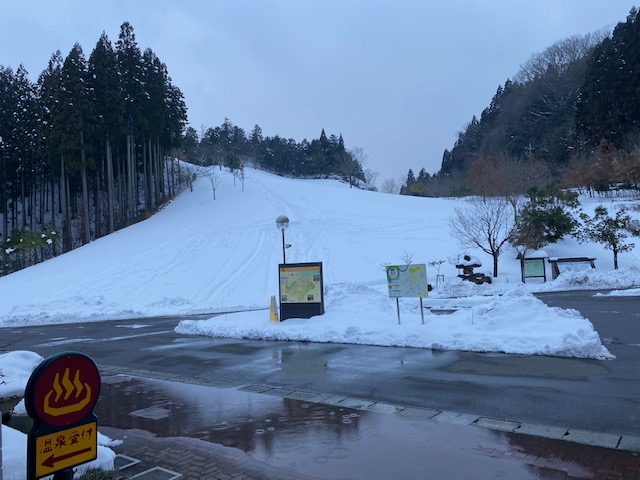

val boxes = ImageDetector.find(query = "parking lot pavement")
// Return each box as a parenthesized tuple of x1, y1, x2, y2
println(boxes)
(94, 368, 640, 480)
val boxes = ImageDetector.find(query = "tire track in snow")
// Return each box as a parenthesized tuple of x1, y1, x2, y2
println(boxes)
(252, 175, 339, 284)
(190, 226, 269, 305)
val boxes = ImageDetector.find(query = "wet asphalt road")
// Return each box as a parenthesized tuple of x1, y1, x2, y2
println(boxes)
(2, 290, 640, 438)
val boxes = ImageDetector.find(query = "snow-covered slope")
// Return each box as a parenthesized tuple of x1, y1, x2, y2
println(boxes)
(0, 167, 638, 358)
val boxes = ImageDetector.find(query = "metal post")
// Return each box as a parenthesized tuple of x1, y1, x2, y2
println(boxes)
(53, 468, 74, 480)
(281, 228, 286, 264)
(420, 297, 425, 324)
(396, 298, 401, 325)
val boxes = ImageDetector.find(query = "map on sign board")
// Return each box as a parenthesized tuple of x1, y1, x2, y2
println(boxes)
(280, 264, 322, 303)
(523, 258, 545, 278)
(386, 264, 429, 298)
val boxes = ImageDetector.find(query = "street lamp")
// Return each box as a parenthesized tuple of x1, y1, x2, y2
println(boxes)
(276, 215, 290, 263)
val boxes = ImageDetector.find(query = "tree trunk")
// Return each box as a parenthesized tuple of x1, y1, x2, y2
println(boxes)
(60, 153, 72, 253)
(142, 140, 149, 211)
(493, 254, 499, 277)
(94, 167, 101, 239)
(39, 174, 45, 225)
(50, 175, 57, 256)
(80, 130, 91, 245)
(127, 134, 137, 221)
(20, 171, 26, 230)
(106, 140, 115, 234)
(1, 176, 7, 245)
(157, 140, 164, 202)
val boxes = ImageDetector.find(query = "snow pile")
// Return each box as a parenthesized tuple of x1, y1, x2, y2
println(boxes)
(0, 351, 43, 398)
(176, 286, 613, 359)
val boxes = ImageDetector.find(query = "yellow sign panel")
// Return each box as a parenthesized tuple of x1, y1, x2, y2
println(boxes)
(35, 421, 97, 477)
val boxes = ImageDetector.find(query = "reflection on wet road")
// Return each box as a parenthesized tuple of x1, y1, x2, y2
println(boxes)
(95, 375, 608, 479)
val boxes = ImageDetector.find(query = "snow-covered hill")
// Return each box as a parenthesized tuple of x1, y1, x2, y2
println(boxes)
(0, 167, 639, 358)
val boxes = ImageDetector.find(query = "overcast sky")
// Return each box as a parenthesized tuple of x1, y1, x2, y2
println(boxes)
(1, 1, 638, 183)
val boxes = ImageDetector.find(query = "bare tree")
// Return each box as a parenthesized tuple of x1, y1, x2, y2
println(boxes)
(337, 147, 366, 188)
(186, 164, 204, 192)
(203, 167, 222, 200)
(492, 153, 551, 220)
(514, 32, 607, 83)
(464, 156, 503, 198)
(449, 197, 514, 277)
(381, 177, 400, 194)
(237, 165, 246, 192)
(363, 168, 379, 191)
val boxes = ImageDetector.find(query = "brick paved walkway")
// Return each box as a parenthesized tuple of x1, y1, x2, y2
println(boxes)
(102, 425, 640, 480)
(102, 427, 320, 480)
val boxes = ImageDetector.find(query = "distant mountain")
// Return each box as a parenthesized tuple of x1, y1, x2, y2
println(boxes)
(402, 7, 640, 198)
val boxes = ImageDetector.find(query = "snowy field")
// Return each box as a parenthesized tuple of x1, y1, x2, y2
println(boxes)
(0, 166, 639, 360)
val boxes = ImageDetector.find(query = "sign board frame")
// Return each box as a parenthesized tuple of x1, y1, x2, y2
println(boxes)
(386, 264, 429, 325)
(386, 264, 429, 298)
(278, 262, 324, 320)
(548, 257, 596, 280)
(521, 257, 547, 283)
(25, 352, 100, 479)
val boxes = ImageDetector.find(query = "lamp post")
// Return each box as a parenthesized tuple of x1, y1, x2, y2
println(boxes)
(276, 215, 290, 263)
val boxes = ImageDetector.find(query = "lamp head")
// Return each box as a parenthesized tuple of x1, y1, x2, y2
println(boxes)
(276, 215, 289, 230)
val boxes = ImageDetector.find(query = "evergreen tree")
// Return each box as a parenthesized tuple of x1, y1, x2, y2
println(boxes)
(576, 8, 640, 149)
(0, 21, 191, 274)
(578, 205, 640, 269)
(400, 169, 416, 195)
(36, 50, 64, 244)
(0, 66, 15, 243)
(512, 185, 579, 250)
(56, 43, 95, 246)
(116, 21, 145, 221)
(88, 32, 124, 234)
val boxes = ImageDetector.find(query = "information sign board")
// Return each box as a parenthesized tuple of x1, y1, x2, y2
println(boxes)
(386, 264, 429, 298)
(520, 257, 547, 283)
(523, 259, 545, 277)
(278, 262, 324, 320)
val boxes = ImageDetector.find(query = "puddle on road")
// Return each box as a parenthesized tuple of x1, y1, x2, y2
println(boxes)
(95, 374, 602, 479)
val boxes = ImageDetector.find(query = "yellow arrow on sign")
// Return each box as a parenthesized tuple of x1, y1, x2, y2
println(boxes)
(35, 421, 97, 477)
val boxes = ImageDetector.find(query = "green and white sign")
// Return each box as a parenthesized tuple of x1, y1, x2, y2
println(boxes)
(386, 264, 429, 298)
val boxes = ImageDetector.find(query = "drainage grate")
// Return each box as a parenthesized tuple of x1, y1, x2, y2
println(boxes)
(114, 454, 141, 470)
(131, 466, 182, 479)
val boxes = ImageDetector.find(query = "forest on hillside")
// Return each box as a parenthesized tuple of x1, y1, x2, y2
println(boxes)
(0, 22, 189, 275)
(401, 7, 640, 199)
(0, 20, 368, 277)
(180, 120, 369, 189)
